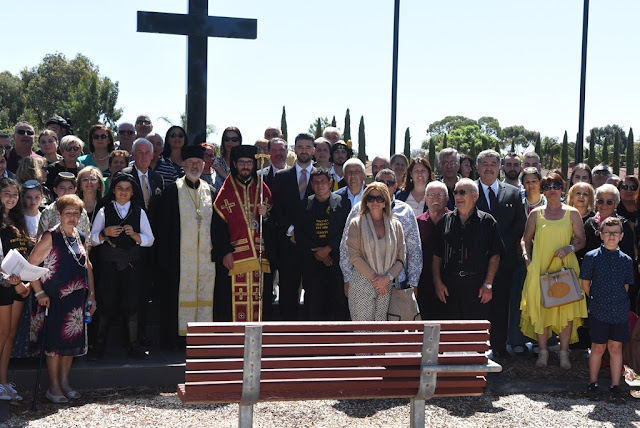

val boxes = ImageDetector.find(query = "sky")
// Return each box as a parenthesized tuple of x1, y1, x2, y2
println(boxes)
(3, 1, 639, 157)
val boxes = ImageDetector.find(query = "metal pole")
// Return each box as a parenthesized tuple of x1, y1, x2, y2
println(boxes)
(576, 0, 589, 163)
(186, 0, 208, 146)
(389, 0, 400, 156)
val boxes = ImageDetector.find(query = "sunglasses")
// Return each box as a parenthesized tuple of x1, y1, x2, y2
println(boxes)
(376, 179, 396, 186)
(119, 130, 135, 135)
(92, 134, 108, 140)
(223, 136, 240, 143)
(170, 132, 185, 139)
(523, 167, 538, 174)
(453, 189, 472, 195)
(366, 194, 385, 203)
(593, 170, 609, 175)
(596, 198, 615, 206)
(620, 184, 638, 191)
(136, 120, 151, 125)
(66, 146, 81, 152)
(542, 183, 563, 191)
(16, 129, 35, 136)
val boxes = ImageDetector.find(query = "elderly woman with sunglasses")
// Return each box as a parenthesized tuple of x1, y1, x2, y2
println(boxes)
(617, 176, 640, 225)
(520, 173, 587, 369)
(78, 125, 115, 176)
(44, 136, 85, 192)
(155, 126, 186, 188)
(345, 182, 405, 321)
(213, 127, 242, 191)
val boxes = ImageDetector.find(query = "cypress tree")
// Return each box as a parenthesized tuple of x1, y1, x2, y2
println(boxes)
(627, 128, 635, 176)
(613, 130, 621, 175)
(280, 106, 288, 142)
(331, 115, 336, 127)
(442, 133, 447, 149)
(429, 138, 436, 169)
(510, 140, 515, 153)
(357, 116, 366, 163)
(403, 128, 411, 159)
(602, 136, 609, 164)
(588, 129, 596, 168)
(482, 138, 488, 151)
(344, 109, 351, 143)
(561, 130, 569, 180)
(535, 133, 542, 158)
(314, 118, 322, 138)
(495, 140, 501, 154)
(469, 138, 476, 161)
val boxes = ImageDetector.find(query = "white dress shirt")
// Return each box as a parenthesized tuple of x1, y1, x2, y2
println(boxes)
(91, 201, 154, 247)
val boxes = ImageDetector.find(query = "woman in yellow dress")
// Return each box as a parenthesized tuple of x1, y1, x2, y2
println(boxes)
(520, 172, 587, 369)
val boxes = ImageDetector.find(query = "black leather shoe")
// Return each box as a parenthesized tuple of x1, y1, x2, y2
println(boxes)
(128, 345, 150, 360)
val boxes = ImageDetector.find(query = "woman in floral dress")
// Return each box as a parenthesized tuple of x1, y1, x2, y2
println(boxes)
(29, 194, 96, 404)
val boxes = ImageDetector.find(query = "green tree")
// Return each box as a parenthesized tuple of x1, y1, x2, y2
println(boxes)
(590, 125, 628, 154)
(588, 129, 596, 168)
(428, 138, 436, 169)
(18, 53, 121, 140)
(331, 115, 336, 127)
(357, 116, 366, 163)
(613, 130, 621, 175)
(426, 115, 476, 137)
(344, 109, 351, 144)
(627, 127, 634, 175)
(308, 117, 330, 138)
(561, 131, 569, 180)
(541, 136, 560, 169)
(442, 133, 447, 149)
(602, 136, 609, 164)
(403, 127, 410, 159)
(534, 133, 542, 158)
(281, 106, 288, 142)
(0, 71, 24, 131)
(494, 140, 501, 154)
(477, 116, 502, 139)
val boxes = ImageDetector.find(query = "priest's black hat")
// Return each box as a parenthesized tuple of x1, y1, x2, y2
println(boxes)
(230, 145, 258, 162)
(181, 144, 206, 160)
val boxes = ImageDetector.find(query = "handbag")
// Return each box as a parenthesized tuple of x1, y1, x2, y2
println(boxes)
(387, 285, 421, 321)
(539, 256, 584, 308)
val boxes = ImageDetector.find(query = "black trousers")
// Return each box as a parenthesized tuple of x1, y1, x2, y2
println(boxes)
(302, 253, 348, 321)
(277, 238, 303, 320)
(441, 273, 490, 320)
(489, 267, 513, 352)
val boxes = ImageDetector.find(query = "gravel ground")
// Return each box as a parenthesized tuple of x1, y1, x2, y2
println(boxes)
(3, 386, 640, 428)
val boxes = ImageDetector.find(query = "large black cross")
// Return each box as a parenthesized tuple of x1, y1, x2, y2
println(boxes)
(137, 0, 257, 145)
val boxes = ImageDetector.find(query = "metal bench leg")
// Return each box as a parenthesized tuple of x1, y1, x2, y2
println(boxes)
(239, 403, 254, 428)
(410, 398, 425, 428)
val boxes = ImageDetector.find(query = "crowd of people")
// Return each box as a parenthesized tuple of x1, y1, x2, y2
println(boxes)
(0, 116, 637, 405)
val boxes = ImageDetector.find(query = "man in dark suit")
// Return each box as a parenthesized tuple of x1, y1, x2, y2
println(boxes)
(256, 137, 289, 319)
(121, 137, 164, 346)
(475, 150, 526, 357)
(333, 158, 366, 212)
(296, 168, 349, 320)
(271, 133, 316, 320)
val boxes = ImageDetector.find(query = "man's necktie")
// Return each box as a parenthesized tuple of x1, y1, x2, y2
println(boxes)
(488, 186, 497, 211)
(141, 174, 151, 209)
(298, 169, 307, 200)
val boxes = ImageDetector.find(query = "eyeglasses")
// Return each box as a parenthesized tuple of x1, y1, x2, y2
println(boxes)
(119, 130, 135, 135)
(65, 146, 81, 152)
(620, 184, 638, 191)
(593, 170, 610, 175)
(170, 132, 185, 139)
(236, 160, 253, 167)
(136, 120, 151, 125)
(61, 211, 81, 217)
(366, 194, 385, 203)
(81, 178, 99, 183)
(426, 192, 447, 198)
(16, 129, 35, 136)
(440, 161, 458, 167)
(223, 136, 240, 143)
(376, 179, 396, 186)
(256, 146, 268, 153)
(601, 231, 621, 237)
(92, 134, 108, 140)
(596, 198, 615, 206)
(453, 189, 472, 196)
(542, 183, 563, 191)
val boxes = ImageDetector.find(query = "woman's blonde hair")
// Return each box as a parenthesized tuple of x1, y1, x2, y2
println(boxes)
(566, 182, 594, 213)
(360, 182, 391, 218)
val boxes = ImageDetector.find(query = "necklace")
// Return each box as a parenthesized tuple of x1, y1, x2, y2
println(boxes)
(60, 227, 86, 268)
(93, 153, 110, 162)
(186, 182, 202, 226)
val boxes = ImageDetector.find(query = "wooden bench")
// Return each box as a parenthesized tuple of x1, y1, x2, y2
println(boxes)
(178, 321, 501, 427)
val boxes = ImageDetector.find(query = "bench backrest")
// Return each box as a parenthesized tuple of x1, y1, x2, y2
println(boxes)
(179, 321, 492, 404)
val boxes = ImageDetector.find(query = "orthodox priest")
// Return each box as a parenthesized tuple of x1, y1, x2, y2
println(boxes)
(212, 145, 272, 321)
(157, 144, 217, 347)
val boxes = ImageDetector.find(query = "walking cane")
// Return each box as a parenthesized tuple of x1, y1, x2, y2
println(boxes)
(254, 153, 271, 321)
(31, 306, 48, 411)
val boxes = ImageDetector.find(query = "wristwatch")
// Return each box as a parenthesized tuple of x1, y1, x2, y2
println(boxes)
(569, 244, 576, 253)
(483, 283, 493, 290)
(387, 273, 394, 282)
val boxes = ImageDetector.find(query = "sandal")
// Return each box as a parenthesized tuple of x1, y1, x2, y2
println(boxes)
(46, 390, 69, 404)
(65, 390, 81, 399)
(559, 350, 571, 369)
(536, 349, 549, 367)
(513, 345, 528, 356)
